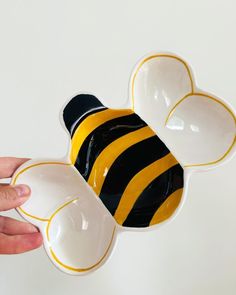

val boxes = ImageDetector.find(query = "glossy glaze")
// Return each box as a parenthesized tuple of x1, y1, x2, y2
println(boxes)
(11, 53, 236, 275)
(12, 161, 116, 273)
(131, 54, 236, 168)
(63, 94, 184, 228)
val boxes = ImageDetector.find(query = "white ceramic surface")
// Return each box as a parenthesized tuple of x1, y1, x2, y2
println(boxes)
(11, 53, 236, 275)
(12, 160, 117, 274)
(131, 54, 236, 169)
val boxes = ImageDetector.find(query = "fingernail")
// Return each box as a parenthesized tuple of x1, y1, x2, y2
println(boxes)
(14, 185, 31, 197)
(27, 224, 39, 233)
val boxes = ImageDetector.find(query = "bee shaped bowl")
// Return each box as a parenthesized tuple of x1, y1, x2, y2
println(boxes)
(11, 53, 236, 275)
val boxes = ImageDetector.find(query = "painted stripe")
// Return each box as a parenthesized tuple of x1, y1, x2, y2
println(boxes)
(87, 126, 155, 196)
(149, 188, 183, 226)
(114, 154, 179, 225)
(71, 107, 107, 136)
(123, 164, 183, 227)
(99, 135, 170, 215)
(70, 108, 134, 164)
(75, 113, 147, 180)
(63, 94, 104, 134)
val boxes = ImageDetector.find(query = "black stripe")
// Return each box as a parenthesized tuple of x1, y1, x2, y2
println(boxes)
(63, 94, 104, 134)
(99, 135, 171, 216)
(122, 164, 184, 227)
(71, 107, 107, 137)
(75, 113, 147, 180)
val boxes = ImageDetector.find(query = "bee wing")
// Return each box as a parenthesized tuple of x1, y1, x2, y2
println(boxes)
(11, 160, 86, 224)
(12, 159, 117, 274)
(130, 54, 193, 131)
(130, 53, 236, 169)
(164, 93, 236, 169)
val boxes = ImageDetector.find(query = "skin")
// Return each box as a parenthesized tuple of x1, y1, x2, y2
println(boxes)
(0, 157, 43, 254)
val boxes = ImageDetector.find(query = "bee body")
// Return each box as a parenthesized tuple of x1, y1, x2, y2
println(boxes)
(63, 94, 184, 228)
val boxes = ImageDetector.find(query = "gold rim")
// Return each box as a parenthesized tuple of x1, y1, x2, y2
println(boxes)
(13, 161, 116, 273)
(130, 53, 236, 168)
(131, 54, 194, 110)
(165, 92, 236, 167)
(12, 161, 72, 221)
(49, 225, 116, 272)
(46, 198, 79, 240)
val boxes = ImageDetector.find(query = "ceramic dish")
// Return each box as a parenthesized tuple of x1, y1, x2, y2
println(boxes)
(11, 53, 236, 275)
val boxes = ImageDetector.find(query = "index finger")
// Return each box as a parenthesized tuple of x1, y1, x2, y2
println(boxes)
(0, 157, 29, 179)
(0, 232, 43, 254)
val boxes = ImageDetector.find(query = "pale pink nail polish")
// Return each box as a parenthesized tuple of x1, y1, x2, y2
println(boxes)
(14, 185, 31, 197)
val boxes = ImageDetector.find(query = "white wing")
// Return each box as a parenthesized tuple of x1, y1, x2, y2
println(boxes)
(130, 53, 236, 169)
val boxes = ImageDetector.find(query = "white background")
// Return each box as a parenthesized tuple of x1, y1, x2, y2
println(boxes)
(0, 1, 236, 294)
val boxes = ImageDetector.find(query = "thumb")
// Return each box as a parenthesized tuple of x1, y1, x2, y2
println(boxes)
(0, 185, 31, 211)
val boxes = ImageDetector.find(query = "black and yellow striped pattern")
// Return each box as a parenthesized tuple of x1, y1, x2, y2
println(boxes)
(63, 94, 184, 228)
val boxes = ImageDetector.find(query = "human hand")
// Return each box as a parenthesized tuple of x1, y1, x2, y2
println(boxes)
(0, 157, 43, 254)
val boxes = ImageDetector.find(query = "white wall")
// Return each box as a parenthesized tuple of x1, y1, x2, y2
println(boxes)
(0, 1, 236, 294)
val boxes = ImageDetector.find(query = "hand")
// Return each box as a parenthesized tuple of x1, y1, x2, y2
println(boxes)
(0, 157, 43, 254)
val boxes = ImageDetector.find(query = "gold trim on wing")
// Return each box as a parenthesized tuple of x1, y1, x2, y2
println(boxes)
(165, 92, 236, 168)
(49, 226, 116, 273)
(149, 188, 183, 226)
(131, 54, 194, 110)
(18, 207, 50, 222)
(70, 108, 134, 164)
(87, 126, 155, 196)
(46, 198, 79, 241)
(114, 153, 178, 225)
(13, 163, 116, 273)
(12, 162, 72, 222)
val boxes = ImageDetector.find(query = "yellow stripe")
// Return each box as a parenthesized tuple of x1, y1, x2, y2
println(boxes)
(149, 188, 183, 226)
(88, 126, 155, 196)
(114, 153, 178, 225)
(70, 108, 134, 164)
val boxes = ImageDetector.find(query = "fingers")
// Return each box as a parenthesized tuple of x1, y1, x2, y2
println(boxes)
(0, 216, 42, 254)
(0, 157, 42, 254)
(0, 157, 29, 179)
(0, 232, 43, 254)
(0, 216, 38, 235)
(0, 184, 31, 211)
